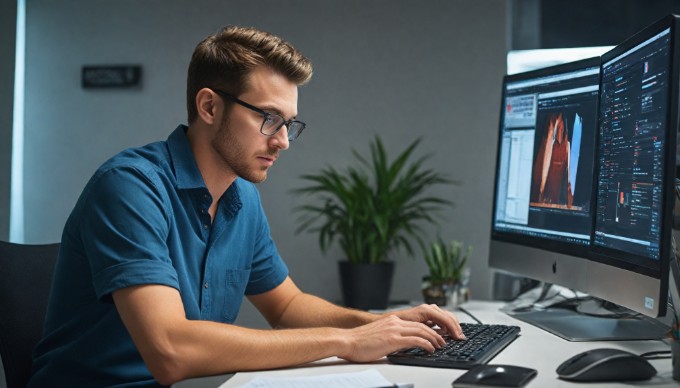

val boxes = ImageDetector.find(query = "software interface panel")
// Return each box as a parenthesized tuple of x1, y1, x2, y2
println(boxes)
(495, 65, 600, 246)
(595, 28, 672, 267)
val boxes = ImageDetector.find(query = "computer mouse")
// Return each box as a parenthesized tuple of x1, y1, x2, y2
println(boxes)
(556, 348, 657, 382)
(453, 364, 537, 387)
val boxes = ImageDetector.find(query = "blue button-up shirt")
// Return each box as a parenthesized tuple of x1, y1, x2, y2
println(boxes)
(30, 125, 289, 387)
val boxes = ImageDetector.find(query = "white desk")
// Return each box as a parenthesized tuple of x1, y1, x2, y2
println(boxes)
(173, 301, 677, 387)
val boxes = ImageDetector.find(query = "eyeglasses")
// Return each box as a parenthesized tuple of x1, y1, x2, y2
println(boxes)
(211, 89, 306, 141)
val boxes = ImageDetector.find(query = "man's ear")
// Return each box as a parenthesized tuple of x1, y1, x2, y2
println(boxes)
(195, 88, 219, 125)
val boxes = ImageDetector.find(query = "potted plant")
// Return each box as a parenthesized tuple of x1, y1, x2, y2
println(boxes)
(293, 135, 455, 310)
(422, 238, 472, 307)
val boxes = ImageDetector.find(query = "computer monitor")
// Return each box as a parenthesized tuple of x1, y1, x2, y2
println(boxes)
(489, 15, 678, 341)
(490, 57, 600, 294)
(590, 14, 677, 319)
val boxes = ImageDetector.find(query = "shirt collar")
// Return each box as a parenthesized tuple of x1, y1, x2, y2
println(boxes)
(167, 125, 205, 190)
(167, 125, 243, 217)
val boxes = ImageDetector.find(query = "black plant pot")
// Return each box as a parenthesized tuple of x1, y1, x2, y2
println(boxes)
(338, 261, 395, 310)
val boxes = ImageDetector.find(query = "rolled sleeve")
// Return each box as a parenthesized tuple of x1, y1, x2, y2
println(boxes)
(79, 166, 179, 301)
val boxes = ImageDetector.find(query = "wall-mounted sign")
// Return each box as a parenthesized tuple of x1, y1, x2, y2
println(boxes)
(82, 65, 142, 88)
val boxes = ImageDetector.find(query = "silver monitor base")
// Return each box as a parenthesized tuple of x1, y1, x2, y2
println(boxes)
(502, 305, 669, 341)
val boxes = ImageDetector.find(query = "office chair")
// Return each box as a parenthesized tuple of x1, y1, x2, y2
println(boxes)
(0, 241, 59, 388)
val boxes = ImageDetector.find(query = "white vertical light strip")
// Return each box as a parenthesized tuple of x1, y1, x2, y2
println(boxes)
(10, 0, 26, 243)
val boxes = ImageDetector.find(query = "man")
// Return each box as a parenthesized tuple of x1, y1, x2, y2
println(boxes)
(29, 25, 464, 387)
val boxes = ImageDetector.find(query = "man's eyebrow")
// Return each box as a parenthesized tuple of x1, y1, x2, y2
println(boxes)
(261, 105, 298, 120)
(260, 105, 282, 114)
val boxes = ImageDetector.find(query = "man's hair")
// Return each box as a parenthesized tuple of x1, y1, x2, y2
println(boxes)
(186, 25, 313, 124)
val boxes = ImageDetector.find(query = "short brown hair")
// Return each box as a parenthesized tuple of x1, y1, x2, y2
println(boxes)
(186, 25, 313, 124)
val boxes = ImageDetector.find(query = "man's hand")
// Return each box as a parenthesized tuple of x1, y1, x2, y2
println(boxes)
(388, 304, 465, 339)
(338, 315, 445, 362)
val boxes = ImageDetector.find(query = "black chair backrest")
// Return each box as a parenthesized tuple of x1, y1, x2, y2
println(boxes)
(0, 241, 59, 388)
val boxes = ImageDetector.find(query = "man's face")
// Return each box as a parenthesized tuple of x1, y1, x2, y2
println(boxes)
(212, 66, 298, 183)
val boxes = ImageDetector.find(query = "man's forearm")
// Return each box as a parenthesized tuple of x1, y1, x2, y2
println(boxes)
(276, 292, 382, 329)
(165, 320, 349, 382)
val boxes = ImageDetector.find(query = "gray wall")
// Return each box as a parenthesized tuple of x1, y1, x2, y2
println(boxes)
(20, 0, 507, 327)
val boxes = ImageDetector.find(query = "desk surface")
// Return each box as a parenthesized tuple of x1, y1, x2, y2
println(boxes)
(173, 301, 677, 388)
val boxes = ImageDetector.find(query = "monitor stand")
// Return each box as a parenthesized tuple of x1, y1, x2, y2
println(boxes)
(500, 284, 669, 342)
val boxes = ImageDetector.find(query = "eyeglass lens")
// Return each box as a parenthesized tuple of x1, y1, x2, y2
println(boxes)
(261, 114, 305, 141)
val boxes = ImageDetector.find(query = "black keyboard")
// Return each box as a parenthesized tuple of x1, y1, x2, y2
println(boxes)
(387, 322, 520, 369)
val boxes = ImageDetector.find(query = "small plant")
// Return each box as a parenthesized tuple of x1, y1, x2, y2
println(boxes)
(423, 238, 472, 284)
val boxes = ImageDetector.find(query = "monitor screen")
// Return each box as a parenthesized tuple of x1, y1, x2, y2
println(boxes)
(591, 17, 676, 313)
(594, 28, 671, 266)
(492, 58, 600, 254)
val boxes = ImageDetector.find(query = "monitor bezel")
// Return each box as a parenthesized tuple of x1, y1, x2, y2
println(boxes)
(490, 56, 602, 259)
(589, 14, 678, 297)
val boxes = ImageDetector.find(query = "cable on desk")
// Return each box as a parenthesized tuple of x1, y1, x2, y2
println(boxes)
(639, 350, 672, 360)
(457, 306, 483, 324)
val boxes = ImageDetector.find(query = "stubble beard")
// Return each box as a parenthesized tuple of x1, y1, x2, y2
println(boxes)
(212, 118, 269, 184)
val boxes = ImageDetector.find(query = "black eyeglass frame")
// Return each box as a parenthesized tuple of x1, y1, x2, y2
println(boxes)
(211, 88, 306, 141)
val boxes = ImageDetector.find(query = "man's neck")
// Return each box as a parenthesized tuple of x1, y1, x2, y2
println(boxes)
(185, 124, 236, 219)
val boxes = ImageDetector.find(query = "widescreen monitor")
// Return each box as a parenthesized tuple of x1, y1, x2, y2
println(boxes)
(490, 57, 600, 295)
(590, 14, 677, 319)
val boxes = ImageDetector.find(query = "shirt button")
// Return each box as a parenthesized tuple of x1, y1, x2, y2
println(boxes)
(204, 282, 209, 289)
(203, 224, 209, 229)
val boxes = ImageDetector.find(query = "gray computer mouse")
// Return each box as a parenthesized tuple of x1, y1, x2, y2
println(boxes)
(556, 348, 657, 382)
